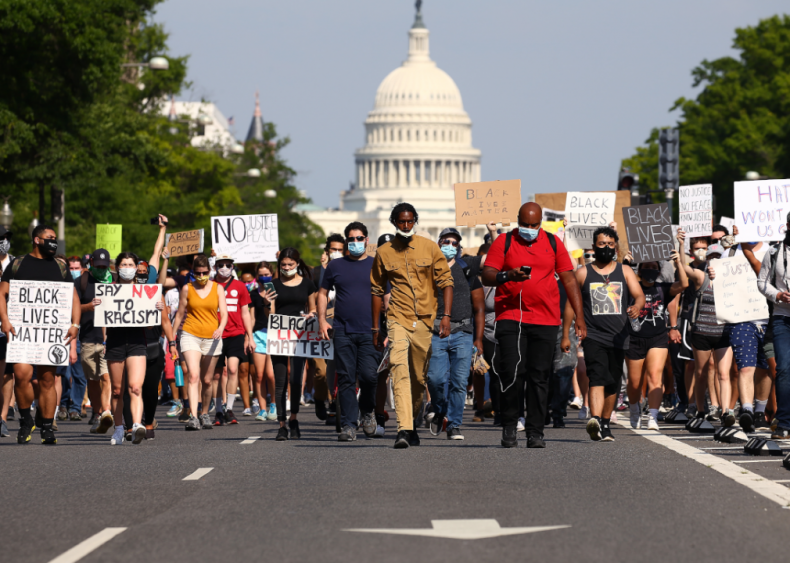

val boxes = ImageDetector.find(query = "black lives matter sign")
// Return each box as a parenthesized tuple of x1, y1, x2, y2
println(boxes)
(7, 280, 73, 366)
(94, 284, 162, 327)
(623, 203, 673, 262)
(266, 314, 334, 359)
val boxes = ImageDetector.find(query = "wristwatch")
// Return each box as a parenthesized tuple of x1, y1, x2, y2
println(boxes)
(668, 325, 679, 330)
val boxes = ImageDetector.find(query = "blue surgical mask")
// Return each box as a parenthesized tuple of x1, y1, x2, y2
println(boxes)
(348, 241, 366, 256)
(519, 227, 539, 241)
(441, 245, 457, 260)
(257, 275, 272, 284)
(70, 270, 81, 280)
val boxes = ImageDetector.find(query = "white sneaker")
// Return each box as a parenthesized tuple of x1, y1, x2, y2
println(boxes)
(647, 416, 660, 431)
(286, 400, 291, 412)
(629, 404, 642, 429)
(242, 408, 252, 417)
(300, 394, 307, 406)
(110, 427, 125, 445)
(517, 417, 525, 432)
(374, 425, 385, 437)
(578, 406, 589, 420)
(131, 423, 146, 444)
(610, 411, 618, 424)
(569, 396, 583, 410)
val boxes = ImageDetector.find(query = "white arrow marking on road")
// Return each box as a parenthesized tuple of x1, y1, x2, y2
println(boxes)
(183, 467, 214, 480)
(240, 436, 260, 444)
(48, 527, 127, 563)
(344, 520, 570, 540)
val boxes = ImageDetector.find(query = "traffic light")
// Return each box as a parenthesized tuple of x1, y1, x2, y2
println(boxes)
(658, 128, 679, 192)
(51, 187, 64, 221)
(618, 167, 640, 206)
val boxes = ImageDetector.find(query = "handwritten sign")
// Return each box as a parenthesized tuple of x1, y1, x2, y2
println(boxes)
(7, 280, 73, 366)
(679, 184, 712, 236)
(454, 179, 521, 228)
(719, 216, 736, 233)
(623, 203, 673, 262)
(211, 214, 279, 263)
(564, 192, 616, 251)
(734, 179, 790, 242)
(96, 224, 122, 260)
(710, 255, 769, 324)
(266, 314, 334, 359)
(94, 284, 162, 327)
(165, 229, 204, 258)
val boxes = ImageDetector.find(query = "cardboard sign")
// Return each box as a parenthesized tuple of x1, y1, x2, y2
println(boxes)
(94, 284, 162, 327)
(564, 192, 616, 251)
(734, 179, 790, 242)
(266, 314, 334, 359)
(165, 229, 204, 258)
(211, 214, 279, 263)
(454, 179, 521, 228)
(710, 256, 769, 324)
(678, 184, 712, 237)
(96, 224, 122, 260)
(7, 280, 73, 366)
(623, 203, 673, 262)
(719, 216, 736, 233)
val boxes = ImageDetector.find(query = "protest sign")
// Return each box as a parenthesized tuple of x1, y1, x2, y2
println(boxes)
(563, 192, 616, 251)
(7, 280, 73, 366)
(165, 229, 204, 258)
(622, 203, 673, 262)
(211, 214, 279, 262)
(710, 255, 769, 324)
(94, 284, 162, 327)
(266, 314, 334, 359)
(733, 179, 790, 242)
(541, 220, 565, 242)
(454, 180, 521, 228)
(542, 208, 565, 222)
(719, 217, 735, 233)
(678, 183, 712, 237)
(96, 224, 122, 259)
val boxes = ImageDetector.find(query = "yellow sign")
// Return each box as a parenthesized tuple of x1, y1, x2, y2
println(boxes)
(96, 224, 122, 260)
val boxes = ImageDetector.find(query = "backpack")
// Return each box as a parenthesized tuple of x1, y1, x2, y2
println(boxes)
(503, 230, 557, 261)
(12, 254, 68, 280)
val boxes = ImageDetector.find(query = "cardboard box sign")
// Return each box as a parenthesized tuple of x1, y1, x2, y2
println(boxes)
(623, 203, 673, 262)
(165, 229, 204, 258)
(454, 180, 522, 228)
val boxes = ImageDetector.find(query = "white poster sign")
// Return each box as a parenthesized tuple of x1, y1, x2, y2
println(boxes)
(7, 280, 73, 366)
(211, 214, 279, 263)
(710, 256, 769, 324)
(678, 183, 712, 237)
(266, 314, 334, 359)
(564, 192, 616, 251)
(94, 284, 162, 327)
(719, 216, 736, 233)
(733, 179, 790, 242)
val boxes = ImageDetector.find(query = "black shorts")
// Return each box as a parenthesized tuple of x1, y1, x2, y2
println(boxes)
(690, 330, 729, 352)
(625, 332, 668, 360)
(583, 338, 625, 392)
(105, 341, 146, 362)
(215, 334, 247, 369)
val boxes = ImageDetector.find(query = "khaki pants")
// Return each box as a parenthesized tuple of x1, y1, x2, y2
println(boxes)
(387, 320, 432, 431)
(311, 358, 334, 402)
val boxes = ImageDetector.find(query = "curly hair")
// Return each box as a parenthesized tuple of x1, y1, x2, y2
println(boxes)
(389, 202, 419, 226)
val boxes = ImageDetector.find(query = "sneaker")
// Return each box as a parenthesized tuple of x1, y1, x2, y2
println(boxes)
(610, 411, 618, 424)
(89, 416, 101, 433)
(465, 391, 474, 408)
(615, 393, 628, 411)
(288, 419, 301, 439)
(69, 411, 81, 421)
(242, 408, 253, 417)
(125, 430, 133, 442)
(315, 400, 327, 421)
(57, 409, 68, 421)
(145, 428, 155, 440)
(110, 427, 125, 444)
(7, 406, 14, 420)
(578, 406, 589, 420)
(208, 400, 215, 413)
(0, 420, 8, 437)
(706, 406, 721, 422)
(300, 394, 307, 406)
(374, 424, 385, 437)
(213, 412, 225, 426)
(429, 413, 445, 436)
(473, 410, 485, 422)
(178, 407, 191, 423)
(361, 412, 377, 437)
(629, 404, 641, 429)
(267, 404, 277, 421)
(225, 410, 238, 424)
(722, 409, 736, 428)
(276, 426, 289, 441)
(501, 425, 517, 448)
(447, 427, 464, 440)
(41, 425, 57, 445)
(586, 418, 602, 441)
(771, 426, 790, 440)
(492, 414, 503, 427)
(167, 401, 183, 417)
(527, 435, 546, 448)
(131, 423, 146, 444)
(517, 417, 526, 432)
(687, 404, 698, 418)
(394, 430, 410, 449)
(252, 398, 260, 412)
(200, 413, 213, 429)
(338, 425, 357, 442)
(185, 416, 201, 431)
(305, 393, 315, 404)
(552, 416, 565, 428)
(17, 424, 32, 444)
(754, 411, 769, 429)
(647, 416, 660, 431)
(51, 418, 58, 432)
(256, 408, 268, 421)
(408, 430, 420, 446)
(600, 426, 615, 442)
(739, 410, 755, 433)
(569, 396, 584, 410)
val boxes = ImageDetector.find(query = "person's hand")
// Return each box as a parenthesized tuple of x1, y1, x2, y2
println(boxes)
(473, 339, 484, 354)
(670, 250, 681, 264)
(373, 330, 385, 352)
(320, 253, 328, 267)
(439, 315, 451, 338)
(707, 266, 716, 280)
(677, 228, 686, 244)
(155, 300, 164, 311)
(609, 221, 618, 230)
(507, 268, 529, 282)
(162, 248, 170, 260)
(561, 335, 571, 353)
(626, 305, 639, 319)
(776, 292, 790, 304)
(70, 346, 78, 365)
(158, 214, 168, 228)
(319, 319, 332, 340)
(302, 311, 316, 319)
(733, 225, 740, 237)
(64, 325, 79, 346)
(669, 328, 681, 344)
(210, 248, 217, 257)
(261, 289, 276, 304)
(623, 251, 634, 265)
(244, 335, 255, 355)
(91, 297, 101, 310)
(575, 318, 587, 341)
(212, 328, 222, 340)
(486, 222, 497, 234)
(562, 218, 568, 228)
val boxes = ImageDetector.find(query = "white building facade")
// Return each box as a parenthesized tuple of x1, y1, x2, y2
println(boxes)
(306, 7, 487, 245)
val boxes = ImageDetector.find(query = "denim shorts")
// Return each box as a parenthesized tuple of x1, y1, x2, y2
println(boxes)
(253, 329, 268, 355)
(725, 322, 768, 370)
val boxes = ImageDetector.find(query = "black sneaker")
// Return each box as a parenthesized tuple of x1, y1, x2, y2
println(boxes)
(288, 419, 301, 439)
(213, 412, 225, 426)
(722, 410, 736, 428)
(394, 430, 410, 449)
(178, 408, 191, 423)
(754, 411, 769, 429)
(527, 435, 546, 448)
(276, 426, 289, 441)
(771, 426, 790, 440)
(447, 427, 464, 441)
(315, 401, 327, 421)
(225, 410, 238, 424)
(552, 416, 565, 429)
(429, 413, 445, 436)
(17, 425, 32, 444)
(739, 410, 755, 433)
(586, 417, 602, 441)
(338, 425, 357, 442)
(7, 406, 14, 420)
(87, 413, 97, 427)
(600, 426, 615, 442)
(408, 429, 420, 446)
(501, 425, 517, 448)
(40, 425, 57, 445)
(492, 414, 503, 427)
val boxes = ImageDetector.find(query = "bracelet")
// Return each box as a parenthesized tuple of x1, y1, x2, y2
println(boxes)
(169, 341, 176, 346)
(668, 326, 679, 331)
(495, 271, 509, 285)
(71, 323, 80, 329)
(371, 328, 380, 332)
(442, 314, 451, 317)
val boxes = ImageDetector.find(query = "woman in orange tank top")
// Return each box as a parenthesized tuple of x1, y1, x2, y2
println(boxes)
(171, 254, 228, 430)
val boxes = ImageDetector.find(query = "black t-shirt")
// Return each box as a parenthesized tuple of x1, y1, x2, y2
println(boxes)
(74, 272, 105, 344)
(1, 254, 69, 284)
(272, 277, 317, 317)
(629, 282, 673, 338)
(436, 261, 483, 334)
(249, 288, 270, 332)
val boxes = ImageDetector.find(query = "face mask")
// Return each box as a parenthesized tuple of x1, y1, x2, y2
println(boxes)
(90, 266, 111, 283)
(258, 275, 272, 284)
(441, 245, 457, 260)
(135, 274, 148, 284)
(583, 253, 595, 265)
(37, 238, 58, 257)
(348, 242, 366, 256)
(280, 267, 297, 278)
(70, 270, 81, 280)
(245, 281, 257, 291)
(396, 228, 415, 238)
(193, 274, 209, 286)
(518, 227, 539, 241)
(118, 267, 136, 281)
(0, 239, 10, 254)
(329, 251, 343, 261)
(693, 249, 707, 261)
(640, 269, 660, 283)
(217, 266, 233, 278)
(594, 246, 616, 264)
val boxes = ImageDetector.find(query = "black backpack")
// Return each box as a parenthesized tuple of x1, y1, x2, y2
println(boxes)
(503, 230, 557, 257)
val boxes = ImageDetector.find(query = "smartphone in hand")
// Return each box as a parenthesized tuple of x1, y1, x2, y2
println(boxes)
(520, 266, 532, 278)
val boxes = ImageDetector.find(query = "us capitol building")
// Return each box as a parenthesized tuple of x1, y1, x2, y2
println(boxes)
(303, 3, 487, 246)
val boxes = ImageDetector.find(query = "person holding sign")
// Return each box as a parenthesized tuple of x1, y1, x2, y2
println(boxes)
(0, 224, 81, 445)
(171, 254, 228, 432)
(248, 261, 277, 422)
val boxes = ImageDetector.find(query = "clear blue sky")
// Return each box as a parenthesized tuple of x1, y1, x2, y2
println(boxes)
(154, 0, 788, 208)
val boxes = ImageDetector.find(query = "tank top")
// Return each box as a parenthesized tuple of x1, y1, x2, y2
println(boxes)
(692, 283, 724, 336)
(582, 262, 630, 350)
(183, 282, 220, 339)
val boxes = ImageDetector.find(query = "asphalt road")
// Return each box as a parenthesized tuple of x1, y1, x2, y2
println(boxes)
(2, 405, 789, 563)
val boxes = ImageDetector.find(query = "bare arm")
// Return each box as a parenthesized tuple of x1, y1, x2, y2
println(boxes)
(317, 287, 331, 340)
(171, 285, 189, 335)
(371, 294, 385, 352)
(667, 294, 681, 344)
(148, 214, 168, 267)
(560, 297, 576, 353)
(470, 287, 485, 352)
(214, 283, 228, 339)
(623, 266, 645, 318)
(669, 250, 689, 296)
(0, 281, 13, 336)
(559, 269, 586, 341)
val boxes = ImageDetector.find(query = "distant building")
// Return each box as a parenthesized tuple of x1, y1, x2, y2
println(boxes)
(159, 96, 235, 152)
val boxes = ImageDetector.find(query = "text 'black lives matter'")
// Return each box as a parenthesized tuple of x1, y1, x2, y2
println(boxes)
(623, 203, 673, 263)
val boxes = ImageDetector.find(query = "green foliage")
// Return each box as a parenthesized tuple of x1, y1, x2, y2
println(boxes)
(622, 15, 790, 219)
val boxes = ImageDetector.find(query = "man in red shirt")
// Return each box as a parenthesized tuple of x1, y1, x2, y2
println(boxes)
(482, 202, 586, 448)
(212, 254, 254, 425)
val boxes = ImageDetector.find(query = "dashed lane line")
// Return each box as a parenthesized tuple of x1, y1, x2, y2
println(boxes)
(183, 467, 214, 480)
(47, 527, 127, 563)
(240, 436, 260, 444)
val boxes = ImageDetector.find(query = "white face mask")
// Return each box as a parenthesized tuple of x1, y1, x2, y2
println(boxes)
(329, 251, 343, 261)
(0, 239, 10, 255)
(693, 249, 707, 261)
(280, 267, 297, 278)
(396, 228, 415, 238)
(118, 267, 136, 281)
(217, 265, 233, 278)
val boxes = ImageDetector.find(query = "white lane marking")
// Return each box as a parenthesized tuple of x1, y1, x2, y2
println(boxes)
(773, 480, 790, 483)
(344, 519, 570, 540)
(240, 436, 260, 444)
(701, 446, 747, 450)
(617, 426, 790, 507)
(183, 467, 214, 480)
(732, 459, 782, 463)
(48, 527, 127, 563)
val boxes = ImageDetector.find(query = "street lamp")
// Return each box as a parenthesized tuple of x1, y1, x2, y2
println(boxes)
(28, 213, 39, 238)
(121, 56, 170, 71)
(745, 171, 761, 180)
(0, 197, 13, 230)
(246, 168, 262, 178)
(230, 142, 244, 155)
(264, 189, 277, 198)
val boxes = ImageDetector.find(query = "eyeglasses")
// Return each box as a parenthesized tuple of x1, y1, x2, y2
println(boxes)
(583, 253, 594, 258)
(346, 236, 366, 242)
(440, 239, 460, 247)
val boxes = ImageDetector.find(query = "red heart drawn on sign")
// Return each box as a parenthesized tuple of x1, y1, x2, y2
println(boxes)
(144, 285, 158, 299)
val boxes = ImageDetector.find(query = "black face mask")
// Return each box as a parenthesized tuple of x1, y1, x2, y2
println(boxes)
(640, 269, 660, 282)
(38, 238, 58, 257)
(135, 275, 148, 284)
(594, 246, 616, 264)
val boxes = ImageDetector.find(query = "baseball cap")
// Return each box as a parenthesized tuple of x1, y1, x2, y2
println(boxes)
(0, 226, 12, 238)
(706, 243, 723, 258)
(377, 234, 393, 248)
(91, 249, 111, 267)
(438, 227, 462, 242)
(215, 253, 234, 262)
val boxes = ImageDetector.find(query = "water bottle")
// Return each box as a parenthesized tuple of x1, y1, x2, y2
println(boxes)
(629, 317, 642, 333)
(174, 363, 185, 387)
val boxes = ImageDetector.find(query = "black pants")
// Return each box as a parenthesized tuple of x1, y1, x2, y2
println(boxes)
(494, 321, 558, 436)
(272, 355, 306, 422)
(123, 354, 165, 427)
(668, 340, 688, 408)
(483, 338, 499, 415)
(334, 326, 379, 429)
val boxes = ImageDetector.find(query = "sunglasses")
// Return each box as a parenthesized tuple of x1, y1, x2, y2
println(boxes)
(440, 239, 460, 247)
(584, 253, 594, 258)
(346, 236, 366, 242)
(193, 270, 210, 276)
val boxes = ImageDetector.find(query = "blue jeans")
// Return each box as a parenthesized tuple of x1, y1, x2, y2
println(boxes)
(61, 340, 87, 414)
(333, 326, 379, 429)
(548, 366, 574, 418)
(426, 331, 473, 430)
(771, 316, 790, 429)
